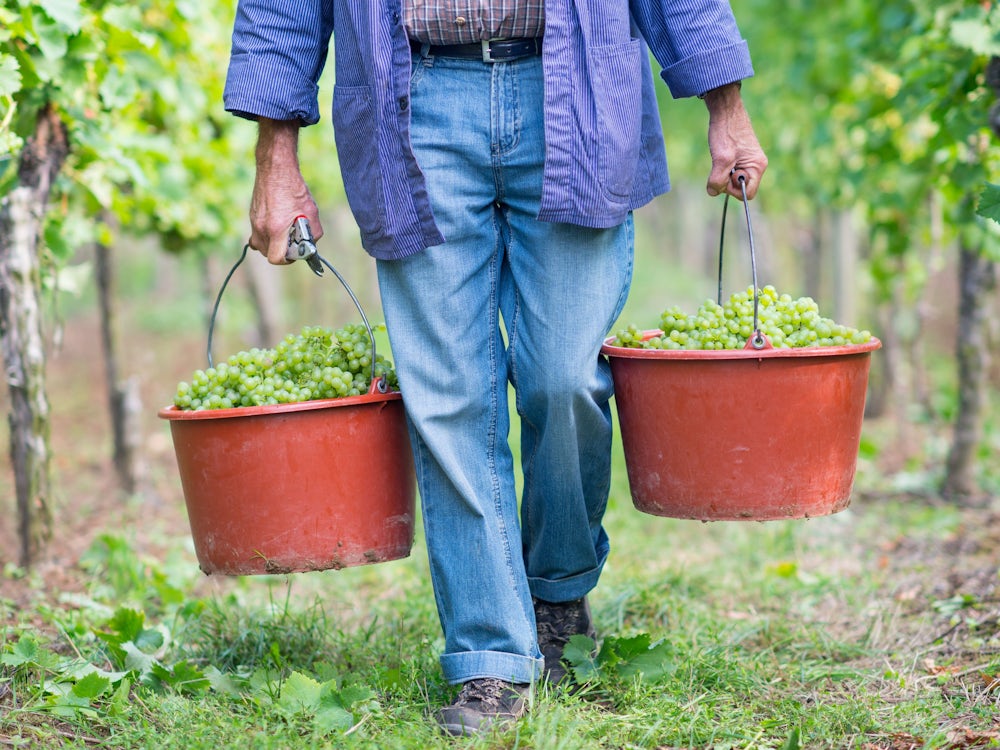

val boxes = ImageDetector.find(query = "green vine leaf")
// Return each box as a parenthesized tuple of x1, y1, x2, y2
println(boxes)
(950, 17, 1000, 56)
(277, 671, 322, 713)
(1, 635, 60, 669)
(563, 633, 675, 685)
(71, 671, 112, 700)
(977, 182, 1000, 224)
(0, 54, 20, 97)
(275, 671, 373, 731)
(564, 634, 601, 684)
(147, 660, 211, 695)
(36, 0, 84, 34)
(604, 633, 675, 682)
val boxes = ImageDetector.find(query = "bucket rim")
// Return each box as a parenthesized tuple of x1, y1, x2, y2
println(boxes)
(601, 331, 882, 360)
(158, 388, 403, 421)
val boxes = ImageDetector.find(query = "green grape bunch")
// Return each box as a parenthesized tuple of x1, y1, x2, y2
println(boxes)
(612, 286, 873, 351)
(173, 323, 399, 411)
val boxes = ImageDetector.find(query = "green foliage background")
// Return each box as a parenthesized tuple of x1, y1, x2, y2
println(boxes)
(3, 0, 998, 269)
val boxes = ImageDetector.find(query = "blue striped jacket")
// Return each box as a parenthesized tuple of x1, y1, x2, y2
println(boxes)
(224, 0, 754, 260)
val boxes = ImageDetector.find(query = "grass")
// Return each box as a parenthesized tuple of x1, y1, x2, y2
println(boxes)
(2, 477, 998, 748)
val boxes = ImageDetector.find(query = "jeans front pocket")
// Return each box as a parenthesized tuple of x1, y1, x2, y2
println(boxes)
(409, 53, 429, 90)
(589, 40, 643, 200)
(332, 84, 386, 239)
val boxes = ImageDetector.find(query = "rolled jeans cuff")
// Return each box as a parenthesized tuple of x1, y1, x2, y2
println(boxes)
(527, 543, 608, 604)
(440, 650, 544, 686)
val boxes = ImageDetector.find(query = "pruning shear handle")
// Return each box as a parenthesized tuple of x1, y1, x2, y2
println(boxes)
(286, 215, 324, 276)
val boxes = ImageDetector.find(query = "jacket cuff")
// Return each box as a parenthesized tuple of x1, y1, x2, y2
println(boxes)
(224, 53, 322, 125)
(660, 40, 754, 99)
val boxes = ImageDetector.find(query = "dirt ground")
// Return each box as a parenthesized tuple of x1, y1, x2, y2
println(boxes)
(0, 312, 207, 606)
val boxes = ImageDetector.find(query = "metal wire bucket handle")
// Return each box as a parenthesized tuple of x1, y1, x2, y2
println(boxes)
(716, 173, 769, 350)
(206, 235, 388, 394)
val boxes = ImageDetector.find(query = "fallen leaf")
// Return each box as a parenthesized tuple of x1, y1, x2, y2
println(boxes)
(980, 672, 1000, 692)
(944, 727, 1000, 748)
(860, 732, 925, 749)
(921, 658, 960, 675)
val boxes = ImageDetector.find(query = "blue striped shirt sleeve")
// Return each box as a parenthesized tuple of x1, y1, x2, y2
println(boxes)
(632, 0, 754, 98)
(224, 0, 335, 124)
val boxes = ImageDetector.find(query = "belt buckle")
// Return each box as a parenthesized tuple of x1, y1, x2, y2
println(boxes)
(481, 39, 495, 63)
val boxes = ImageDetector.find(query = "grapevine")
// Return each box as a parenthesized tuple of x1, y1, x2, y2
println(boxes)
(612, 286, 873, 350)
(173, 324, 398, 410)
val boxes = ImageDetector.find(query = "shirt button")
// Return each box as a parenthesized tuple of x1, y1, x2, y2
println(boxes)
(398, 96, 409, 111)
(455, 16, 466, 26)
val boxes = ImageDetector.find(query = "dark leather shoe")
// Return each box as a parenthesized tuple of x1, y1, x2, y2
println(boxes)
(436, 678, 530, 736)
(534, 596, 597, 685)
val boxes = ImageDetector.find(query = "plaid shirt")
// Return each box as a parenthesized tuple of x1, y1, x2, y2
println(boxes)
(405, 0, 545, 45)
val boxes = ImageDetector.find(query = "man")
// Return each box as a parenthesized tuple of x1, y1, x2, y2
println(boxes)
(225, 0, 767, 737)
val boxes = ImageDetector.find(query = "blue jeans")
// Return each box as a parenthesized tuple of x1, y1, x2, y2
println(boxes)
(376, 52, 634, 685)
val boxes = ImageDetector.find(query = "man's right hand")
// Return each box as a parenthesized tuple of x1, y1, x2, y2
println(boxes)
(702, 84, 768, 201)
(249, 118, 324, 265)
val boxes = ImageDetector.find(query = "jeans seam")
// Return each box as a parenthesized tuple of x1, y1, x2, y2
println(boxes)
(505, 255, 537, 551)
(497, 62, 522, 159)
(487, 222, 522, 620)
(490, 64, 522, 201)
(604, 215, 635, 333)
(408, 422, 448, 617)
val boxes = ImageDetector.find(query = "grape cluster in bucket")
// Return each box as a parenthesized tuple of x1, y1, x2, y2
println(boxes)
(612, 286, 873, 350)
(173, 323, 398, 410)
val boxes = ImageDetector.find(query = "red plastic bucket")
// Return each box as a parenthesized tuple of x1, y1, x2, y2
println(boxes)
(601, 334, 881, 521)
(158, 387, 415, 575)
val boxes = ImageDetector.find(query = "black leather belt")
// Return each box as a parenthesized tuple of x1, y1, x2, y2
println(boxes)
(410, 37, 542, 63)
